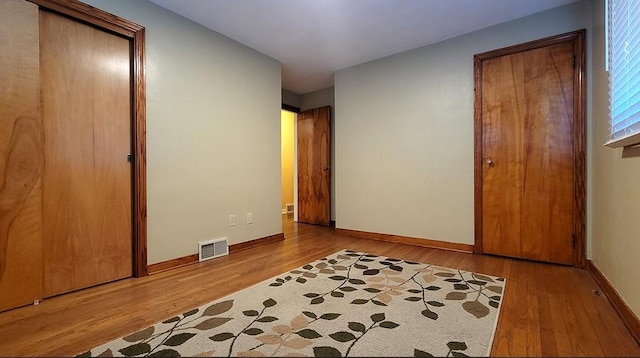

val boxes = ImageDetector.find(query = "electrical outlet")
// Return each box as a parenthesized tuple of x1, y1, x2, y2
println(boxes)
(229, 215, 235, 227)
(246, 212, 253, 225)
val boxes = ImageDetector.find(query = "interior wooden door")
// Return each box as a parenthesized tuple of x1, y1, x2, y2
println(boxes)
(40, 10, 133, 296)
(297, 106, 331, 226)
(476, 33, 584, 265)
(0, 0, 43, 311)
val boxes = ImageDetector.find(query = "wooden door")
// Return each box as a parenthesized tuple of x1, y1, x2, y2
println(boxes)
(475, 32, 585, 266)
(0, 0, 43, 311)
(40, 10, 133, 296)
(297, 106, 331, 226)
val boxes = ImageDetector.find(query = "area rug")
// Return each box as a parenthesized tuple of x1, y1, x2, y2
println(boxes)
(78, 250, 506, 357)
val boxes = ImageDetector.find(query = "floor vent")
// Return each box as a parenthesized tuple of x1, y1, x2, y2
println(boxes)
(198, 238, 229, 262)
(286, 203, 295, 213)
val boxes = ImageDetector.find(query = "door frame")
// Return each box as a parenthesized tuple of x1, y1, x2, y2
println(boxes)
(281, 105, 300, 221)
(29, 0, 148, 276)
(473, 30, 586, 268)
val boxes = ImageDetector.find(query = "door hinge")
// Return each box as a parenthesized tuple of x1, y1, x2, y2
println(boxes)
(572, 234, 576, 249)
(572, 55, 576, 69)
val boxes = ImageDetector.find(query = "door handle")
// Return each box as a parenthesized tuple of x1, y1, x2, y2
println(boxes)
(323, 166, 331, 171)
(485, 158, 494, 167)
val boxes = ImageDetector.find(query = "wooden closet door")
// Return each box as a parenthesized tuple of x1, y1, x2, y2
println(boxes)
(297, 106, 331, 226)
(0, 0, 43, 312)
(40, 10, 133, 296)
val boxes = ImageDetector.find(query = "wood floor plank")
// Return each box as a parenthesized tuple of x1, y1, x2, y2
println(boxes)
(0, 217, 638, 356)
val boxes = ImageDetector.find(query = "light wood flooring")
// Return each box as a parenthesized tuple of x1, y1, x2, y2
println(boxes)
(0, 215, 638, 356)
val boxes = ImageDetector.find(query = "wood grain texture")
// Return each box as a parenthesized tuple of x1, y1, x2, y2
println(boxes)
(335, 228, 474, 253)
(229, 233, 285, 253)
(132, 27, 148, 277)
(40, 10, 132, 297)
(0, 217, 637, 356)
(0, 0, 43, 312)
(587, 261, 640, 346)
(31, 0, 147, 278)
(475, 31, 585, 266)
(147, 254, 199, 275)
(572, 31, 586, 269)
(297, 106, 331, 226)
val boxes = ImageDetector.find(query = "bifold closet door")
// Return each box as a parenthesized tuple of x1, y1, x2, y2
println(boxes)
(40, 10, 133, 297)
(0, 0, 43, 312)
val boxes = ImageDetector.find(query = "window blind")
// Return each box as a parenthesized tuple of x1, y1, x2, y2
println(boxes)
(607, 0, 640, 147)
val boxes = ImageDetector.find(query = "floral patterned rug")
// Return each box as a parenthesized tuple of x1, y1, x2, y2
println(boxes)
(78, 250, 506, 357)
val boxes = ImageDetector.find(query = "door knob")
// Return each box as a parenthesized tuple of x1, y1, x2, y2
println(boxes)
(485, 158, 494, 167)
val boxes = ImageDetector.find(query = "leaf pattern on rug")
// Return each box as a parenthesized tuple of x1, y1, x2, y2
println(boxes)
(78, 250, 505, 357)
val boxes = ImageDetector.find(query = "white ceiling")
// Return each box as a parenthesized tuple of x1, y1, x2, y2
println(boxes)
(148, 0, 577, 94)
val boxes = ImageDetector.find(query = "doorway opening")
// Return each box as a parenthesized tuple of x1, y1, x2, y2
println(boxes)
(281, 109, 297, 226)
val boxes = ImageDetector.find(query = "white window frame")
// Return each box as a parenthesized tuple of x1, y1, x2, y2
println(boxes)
(605, 0, 640, 148)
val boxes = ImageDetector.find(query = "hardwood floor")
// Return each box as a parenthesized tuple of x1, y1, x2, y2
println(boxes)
(0, 215, 638, 356)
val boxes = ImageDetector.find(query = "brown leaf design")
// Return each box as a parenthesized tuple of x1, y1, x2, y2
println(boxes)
(319, 269, 335, 274)
(316, 262, 328, 269)
(434, 272, 455, 277)
(333, 265, 348, 271)
(238, 351, 266, 357)
(256, 334, 283, 345)
(462, 300, 490, 318)
(303, 272, 317, 278)
(472, 273, 495, 283)
(367, 277, 385, 282)
(486, 285, 503, 294)
(290, 314, 309, 330)
(272, 324, 293, 335)
(203, 300, 234, 316)
(388, 276, 406, 283)
(422, 274, 437, 283)
(123, 326, 154, 343)
(282, 337, 312, 349)
(195, 350, 217, 357)
(377, 292, 392, 304)
(164, 333, 195, 346)
(445, 292, 468, 300)
(195, 317, 233, 330)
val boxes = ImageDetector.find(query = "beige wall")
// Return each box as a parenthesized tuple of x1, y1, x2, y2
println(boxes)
(335, 1, 592, 244)
(281, 111, 295, 212)
(81, 0, 282, 264)
(589, 0, 640, 318)
(282, 89, 301, 109)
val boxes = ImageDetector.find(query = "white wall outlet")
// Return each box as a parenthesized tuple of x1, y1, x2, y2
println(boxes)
(229, 214, 235, 226)
(246, 212, 253, 225)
